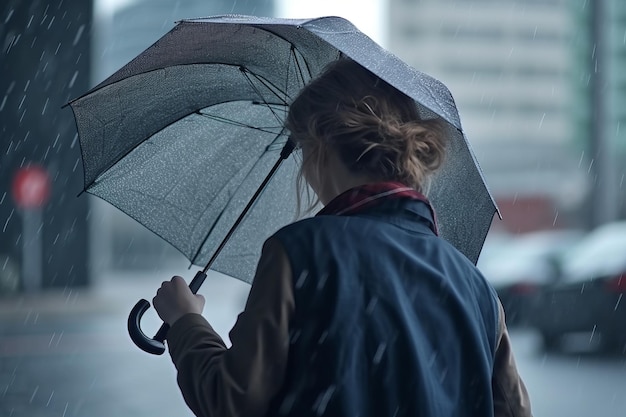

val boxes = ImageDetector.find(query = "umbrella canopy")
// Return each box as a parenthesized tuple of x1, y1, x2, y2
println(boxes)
(68, 15, 498, 284)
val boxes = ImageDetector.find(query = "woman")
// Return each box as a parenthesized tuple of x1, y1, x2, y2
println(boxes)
(153, 58, 532, 417)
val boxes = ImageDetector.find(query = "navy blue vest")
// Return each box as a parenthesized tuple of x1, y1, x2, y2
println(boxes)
(267, 199, 499, 417)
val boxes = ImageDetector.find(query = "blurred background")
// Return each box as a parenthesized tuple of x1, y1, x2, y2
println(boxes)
(1, 0, 625, 416)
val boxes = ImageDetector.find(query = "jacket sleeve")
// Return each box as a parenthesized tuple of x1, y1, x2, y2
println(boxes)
(492, 300, 533, 417)
(166, 237, 295, 417)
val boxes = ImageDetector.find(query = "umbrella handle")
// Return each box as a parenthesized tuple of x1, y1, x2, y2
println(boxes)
(127, 299, 168, 355)
(128, 270, 208, 355)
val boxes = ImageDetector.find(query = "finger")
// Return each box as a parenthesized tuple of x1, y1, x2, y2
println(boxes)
(156, 282, 169, 295)
(171, 275, 186, 285)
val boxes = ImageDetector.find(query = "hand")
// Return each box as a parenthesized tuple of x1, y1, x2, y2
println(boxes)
(152, 276, 206, 326)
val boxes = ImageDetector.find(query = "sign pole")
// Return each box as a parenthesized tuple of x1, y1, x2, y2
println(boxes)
(12, 165, 51, 293)
(21, 207, 44, 292)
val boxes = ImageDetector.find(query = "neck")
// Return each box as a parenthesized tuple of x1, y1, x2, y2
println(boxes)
(319, 158, 379, 205)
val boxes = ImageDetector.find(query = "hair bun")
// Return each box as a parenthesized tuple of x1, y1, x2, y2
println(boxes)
(287, 58, 447, 193)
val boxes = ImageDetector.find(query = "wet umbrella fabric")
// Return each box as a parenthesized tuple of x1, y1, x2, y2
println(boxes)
(68, 15, 497, 285)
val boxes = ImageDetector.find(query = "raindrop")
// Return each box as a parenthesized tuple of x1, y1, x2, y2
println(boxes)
(365, 296, 377, 314)
(47, 15, 55, 30)
(615, 294, 622, 311)
(278, 393, 297, 415)
(552, 211, 559, 226)
(0, 192, 5, 205)
(4, 9, 14, 23)
(296, 272, 309, 289)
(27, 15, 34, 28)
(19, 109, 27, 124)
(428, 351, 438, 367)
(70, 132, 78, 148)
(589, 324, 597, 344)
(23, 309, 33, 324)
(41, 97, 49, 115)
(72, 158, 80, 172)
(538, 113, 546, 129)
(438, 366, 449, 383)
(0, 95, 6, 111)
(46, 391, 54, 406)
(55, 42, 61, 55)
(373, 342, 386, 365)
(52, 133, 60, 148)
(72, 24, 85, 46)
(18, 95, 26, 109)
(317, 330, 328, 345)
(43, 145, 50, 159)
(29, 385, 39, 403)
(591, 43, 597, 60)
(55, 331, 64, 347)
(313, 385, 336, 415)
(3, 209, 14, 233)
(68, 70, 78, 88)
(316, 273, 328, 291)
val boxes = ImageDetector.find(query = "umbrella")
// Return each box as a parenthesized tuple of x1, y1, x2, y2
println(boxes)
(67, 15, 498, 354)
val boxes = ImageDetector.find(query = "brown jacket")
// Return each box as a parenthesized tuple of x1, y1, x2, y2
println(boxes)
(167, 238, 532, 417)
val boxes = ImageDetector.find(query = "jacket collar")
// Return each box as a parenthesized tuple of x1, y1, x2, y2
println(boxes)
(316, 181, 438, 235)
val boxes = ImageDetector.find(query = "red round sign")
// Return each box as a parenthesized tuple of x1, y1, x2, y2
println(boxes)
(11, 165, 51, 209)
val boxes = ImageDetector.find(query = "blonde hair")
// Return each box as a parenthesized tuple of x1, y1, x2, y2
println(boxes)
(287, 58, 447, 213)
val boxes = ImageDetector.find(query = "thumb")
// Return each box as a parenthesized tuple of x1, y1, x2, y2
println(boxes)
(195, 293, 206, 308)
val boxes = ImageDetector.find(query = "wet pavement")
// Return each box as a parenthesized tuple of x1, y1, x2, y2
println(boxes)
(0, 267, 250, 417)
(2, 267, 626, 416)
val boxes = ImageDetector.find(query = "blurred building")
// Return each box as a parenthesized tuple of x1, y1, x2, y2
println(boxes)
(605, 0, 626, 155)
(0, 0, 92, 293)
(95, 0, 275, 81)
(386, 0, 595, 232)
(603, 0, 626, 217)
(91, 0, 275, 270)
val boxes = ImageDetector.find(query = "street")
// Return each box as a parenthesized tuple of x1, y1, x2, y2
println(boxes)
(1, 269, 625, 417)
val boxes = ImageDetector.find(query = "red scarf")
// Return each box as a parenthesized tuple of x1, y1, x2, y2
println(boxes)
(316, 181, 439, 235)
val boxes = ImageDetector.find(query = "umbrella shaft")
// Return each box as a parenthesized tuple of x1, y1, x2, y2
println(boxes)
(201, 139, 295, 275)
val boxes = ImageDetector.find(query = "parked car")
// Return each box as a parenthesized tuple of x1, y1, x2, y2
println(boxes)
(531, 221, 626, 352)
(477, 229, 583, 326)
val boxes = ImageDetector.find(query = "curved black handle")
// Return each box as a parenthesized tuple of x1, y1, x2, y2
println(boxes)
(128, 299, 168, 355)
(128, 270, 207, 355)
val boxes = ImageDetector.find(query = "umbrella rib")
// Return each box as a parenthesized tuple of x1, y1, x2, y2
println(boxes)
(240, 69, 287, 128)
(290, 45, 310, 88)
(239, 68, 302, 130)
(196, 111, 284, 135)
(190, 131, 286, 265)
(240, 68, 289, 106)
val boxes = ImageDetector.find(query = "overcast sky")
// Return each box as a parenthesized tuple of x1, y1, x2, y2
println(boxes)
(95, 0, 386, 45)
